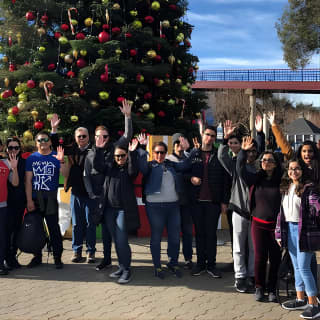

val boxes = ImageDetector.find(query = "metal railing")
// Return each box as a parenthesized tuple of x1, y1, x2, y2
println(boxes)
(196, 69, 320, 82)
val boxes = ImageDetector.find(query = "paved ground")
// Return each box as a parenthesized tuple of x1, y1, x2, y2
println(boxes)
(0, 230, 316, 320)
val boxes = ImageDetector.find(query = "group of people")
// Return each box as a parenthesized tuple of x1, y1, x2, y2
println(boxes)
(0, 104, 320, 319)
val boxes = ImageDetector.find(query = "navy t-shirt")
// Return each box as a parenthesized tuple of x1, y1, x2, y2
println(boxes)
(25, 151, 60, 192)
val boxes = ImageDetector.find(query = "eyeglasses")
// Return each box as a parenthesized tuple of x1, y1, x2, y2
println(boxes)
(8, 146, 20, 151)
(154, 151, 166, 155)
(288, 167, 301, 172)
(77, 135, 87, 139)
(204, 133, 216, 138)
(114, 154, 127, 159)
(37, 138, 50, 143)
(96, 135, 109, 139)
(260, 158, 275, 163)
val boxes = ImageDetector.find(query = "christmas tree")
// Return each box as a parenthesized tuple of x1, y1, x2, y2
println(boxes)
(0, 0, 207, 143)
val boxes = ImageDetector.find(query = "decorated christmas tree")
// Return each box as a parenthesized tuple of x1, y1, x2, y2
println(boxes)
(0, 0, 207, 143)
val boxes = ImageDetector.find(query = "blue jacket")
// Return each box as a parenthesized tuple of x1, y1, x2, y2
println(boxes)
(137, 148, 196, 196)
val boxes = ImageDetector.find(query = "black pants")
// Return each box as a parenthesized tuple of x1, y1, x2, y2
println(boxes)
(192, 202, 221, 268)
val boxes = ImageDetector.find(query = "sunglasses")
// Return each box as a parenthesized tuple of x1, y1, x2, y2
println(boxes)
(260, 158, 275, 163)
(114, 154, 127, 159)
(77, 135, 87, 139)
(96, 135, 109, 139)
(204, 133, 216, 138)
(37, 138, 50, 143)
(8, 146, 20, 151)
(154, 151, 166, 155)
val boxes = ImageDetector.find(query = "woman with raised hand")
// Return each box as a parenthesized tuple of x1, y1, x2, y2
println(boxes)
(237, 136, 282, 302)
(137, 133, 196, 279)
(276, 159, 320, 319)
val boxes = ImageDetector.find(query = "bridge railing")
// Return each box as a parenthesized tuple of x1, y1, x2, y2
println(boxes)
(196, 69, 320, 82)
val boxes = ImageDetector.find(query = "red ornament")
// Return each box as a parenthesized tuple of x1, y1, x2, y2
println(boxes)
(136, 74, 143, 82)
(158, 111, 165, 117)
(60, 24, 69, 31)
(141, 128, 147, 132)
(47, 63, 56, 71)
(102, 24, 109, 30)
(118, 130, 124, 136)
(188, 67, 194, 74)
(165, 73, 170, 78)
(9, 64, 16, 72)
(112, 27, 121, 34)
(117, 96, 125, 104)
(25, 11, 35, 21)
(67, 71, 75, 78)
(11, 106, 19, 115)
(41, 14, 49, 24)
(160, 34, 166, 39)
(79, 89, 86, 95)
(2, 90, 13, 98)
(54, 32, 61, 39)
(27, 80, 36, 88)
(34, 121, 44, 130)
(8, 36, 12, 47)
(157, 43, 161, 51)
(125, 32, 132, 38)
(12, 0, 16, 3)
(75, 32, 85, 40)
(144, 16, 154, 24)
(192, 119, 197, 124)
(169, 4, 177, 10)
(100, 74, 108, 82)
(130, 49, 137, 57)
(185, 40, 191, 47)
(76, 58, 87, 68)
(59, 138, 64, 145)
(153, 78, 159, 85)
(154, 55, 161, 62)
(24, 61, 30, 66)
(98, 31, 110, 43)
(144, 92, 152, 100)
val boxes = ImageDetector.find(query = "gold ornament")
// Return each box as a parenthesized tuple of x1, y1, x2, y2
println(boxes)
(17, 101, 25, 110)
(168, 55, 175, 64)
(64, 54, 73, 64)
(90, 100, 99, 108)
(37, 27, 46, 36)
(73, 50, 78, 59)
(147, 50, 157, 59)
(2, 56, 8, 63)
(4, 77, 9, 87)
(39, 81, 44, 88)
(17, 32, 22, 44)
(31, 110, 38, 120)
(23, 130, 33, 140)
(84, 17, 93, 27)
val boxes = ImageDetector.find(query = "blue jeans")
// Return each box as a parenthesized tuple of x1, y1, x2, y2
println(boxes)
(105, 207, 131, 269)
(180, 205, 193, 261)
(146, 202, 181, 269)
(71, 194, 96, 254)
(288, 222, 318, 297)
(0, 207, 7, 266)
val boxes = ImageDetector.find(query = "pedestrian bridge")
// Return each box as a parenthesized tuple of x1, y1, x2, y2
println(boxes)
(192, 69, 320, 92)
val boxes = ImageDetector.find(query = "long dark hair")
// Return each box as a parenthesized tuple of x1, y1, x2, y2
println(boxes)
(257, 151, 283, 185)
(6, 137, 22, 157)
(296, 140, 320, 183)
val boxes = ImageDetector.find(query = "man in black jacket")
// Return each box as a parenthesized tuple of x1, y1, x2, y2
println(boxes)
(189, 125, 229, 278)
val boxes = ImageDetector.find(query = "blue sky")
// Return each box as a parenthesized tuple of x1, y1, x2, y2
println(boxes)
(186, 0, 320, 106)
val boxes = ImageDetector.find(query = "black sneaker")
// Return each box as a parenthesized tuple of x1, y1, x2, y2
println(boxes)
(54, 257, 63, 269)
(0, 265, 9, 276)
(95, 260, 112, 271)
(255, 287, 264, 302)
(247, 277, 255, 290)
(184, 260, 193, 270)
(207, 266, 222, 278)
(191, 265, 206, 276)
(235, 278, 247, 293)
(118, 269, 131, 284)
(109, 267, 123, 279)
(155, 268, 165, 279)
(166, 263, 182, 278)
(282, 299, 308, 310)
(268, 291, 277, 303)
(300, 304, 320, 319)
(6, 257, 21, 269)
(27, 255, 42, 268)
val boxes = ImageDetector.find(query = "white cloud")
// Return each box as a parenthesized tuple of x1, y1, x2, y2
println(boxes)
(187, 12, 232, 25)
(202, 0, 286, 3)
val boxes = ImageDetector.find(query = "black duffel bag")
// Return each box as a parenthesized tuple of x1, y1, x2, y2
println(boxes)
(16, 211, 46, 254)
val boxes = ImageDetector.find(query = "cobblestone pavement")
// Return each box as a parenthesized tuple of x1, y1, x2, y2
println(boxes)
(0, 230, 316, 320)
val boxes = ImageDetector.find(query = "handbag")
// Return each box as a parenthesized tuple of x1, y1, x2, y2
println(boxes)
(16, 211, 46, 254)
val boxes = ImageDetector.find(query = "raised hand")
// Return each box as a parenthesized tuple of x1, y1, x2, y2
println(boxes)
(179, 136, 190, 151)
(137, 133, 148, 145)
(129, 138, 139, 152)
(242, 136, 254, 151)
(191, 176, 202, 186)
(95, 134, 107, 148)
(192, 137, 200, 149)
(255, 114, 263, 132)
(119, 99, 132, 117)
(197, 118, 204, 135)
(50, 113, 61, 133)
(224, 120, 236, 139)
(8, 153, 18, 169)
(267, 111, 275, 126)
(53, 145, 64, 161)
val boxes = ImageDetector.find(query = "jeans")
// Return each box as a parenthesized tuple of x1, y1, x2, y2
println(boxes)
(105, 207, 131, 269)
(146, 202, 181, 269)
(0, 207, 7, 266)
(251, 219, 281, 291)
(232, 212, 254, 278)
(101, 222, 112, 264)
(71, 194, 96, 254)
(287, 222, 318, 297)
(192, 202, 221, 268)
(180, 205, 193, 261)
